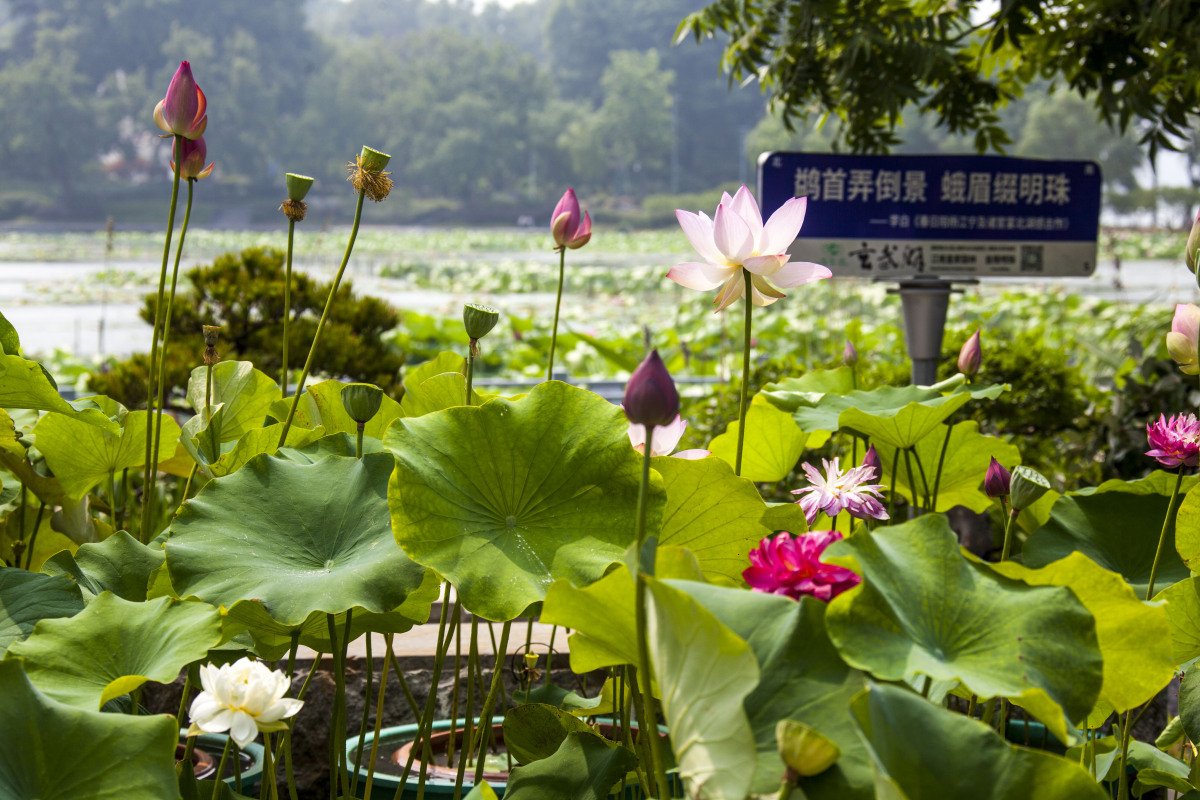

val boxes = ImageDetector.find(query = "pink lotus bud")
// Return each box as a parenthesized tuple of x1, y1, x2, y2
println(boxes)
(1168, 303, 1200, 376)
(1187, 209, 1200, 273)
(861, 445, 881, 481)
(623, 349, 679, 428)
(171, 136, 214, 180)
(957, 330, 982, 376)
(551, 189, 592, 250)
(984, 457, 1012, 499)
(153, 61, 208, 140)
(843, 341, 858, 366)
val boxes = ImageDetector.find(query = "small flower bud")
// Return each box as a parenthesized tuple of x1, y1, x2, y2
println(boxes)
(776, 719, 840, 780)
(286, 173, 314, 202)
(1186, 209, 1200, 274)
(1009, 465, 1051, 511)
(347, 146, 393, 203)
(551, 188, 592, 250)
(958, 330, 982, 376)
(843, 341, 858, 366)
(463, 303, 500, 341)
(202, 325, 221, 366)
(623, 349, 679, 428)
(984, 457, 1011, 499)
(341, 383, 384, 425)
(1167, 303, 1200, 376)
(861, 445, 881, 481)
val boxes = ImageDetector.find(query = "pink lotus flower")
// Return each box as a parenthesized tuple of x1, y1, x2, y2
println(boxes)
(791, 457, 889, 526)
(984, 457, 1012, 498)
(623, 349, 679, 428)
(154, 61, 207, 140)
(171, 135, 214, 180)
(668, 186, 831, 312)
(958, 329, 982, 376)
(1146, 413, 1200, 468)
(1167, 304, 1200, 376)
(627, 415, 709, 460)
(743, 531, 860, 602)
(551, 188, 591, 250)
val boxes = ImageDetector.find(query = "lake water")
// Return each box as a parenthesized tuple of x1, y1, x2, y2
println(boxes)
(0, 252, 1194, 360)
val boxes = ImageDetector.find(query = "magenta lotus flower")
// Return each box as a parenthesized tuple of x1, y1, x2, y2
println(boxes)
(1146, 413, 1200, 468)
(1167, 304, 1200, 376)
(154, 61, 207, 140)
(627, 415, 709, 460)
(623, 349, 679, 428)
(551, 188, 591, 250)
(743, 531, 860, 602)
(958, 329, 982, 376)
(668, 185, 831, 312)
(171, 135, 214, 180)
(791, 457, 889, 526)
(984, 457, 1012, 498)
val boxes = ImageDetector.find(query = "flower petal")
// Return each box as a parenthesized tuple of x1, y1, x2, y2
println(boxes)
(713, 272, 745, 312)
(231, 711, 258, 748)
(675, 209, 725, 265)
(770, 260, 833, 288)
(667, 261, 733, 291)
(712, 203, 754, 263)
(672, 449, 710, 460)
(649, 415, 687, 456)
(760, 196, 808, 255)
(729, 186, 764, 245)
(742, 254, 788, 276)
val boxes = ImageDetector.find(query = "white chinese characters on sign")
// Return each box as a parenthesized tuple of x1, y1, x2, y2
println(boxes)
(793, 168, 1071, 206)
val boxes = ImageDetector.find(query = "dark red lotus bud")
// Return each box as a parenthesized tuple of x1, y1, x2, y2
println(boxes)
(623, 349, 679, 428)
(861, 445, 882, 481)
(984, 457, 1012, 499)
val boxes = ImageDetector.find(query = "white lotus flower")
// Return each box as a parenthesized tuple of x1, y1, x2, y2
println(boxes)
(187, 658, 303, 748)
(668, 185, 831, 312)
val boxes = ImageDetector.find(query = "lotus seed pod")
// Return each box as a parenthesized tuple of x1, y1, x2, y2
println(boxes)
(1009, 465, 1051, 511)
(341, 383, 384, 425)
(285, 173, 314, 202)
(776, 719, 840, 779)
(358, 146, 391, 173)
(463, 303, 500, 341)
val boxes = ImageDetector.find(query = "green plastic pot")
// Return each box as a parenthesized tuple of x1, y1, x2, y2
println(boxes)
(182, 730, 266, 791)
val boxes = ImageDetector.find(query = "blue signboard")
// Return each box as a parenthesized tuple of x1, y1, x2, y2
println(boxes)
(757, 152, 1103, 278)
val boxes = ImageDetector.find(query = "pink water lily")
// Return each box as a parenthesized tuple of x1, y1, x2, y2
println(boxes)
(154, 61, 207, 140)
(668, 185, 831, 312)
(791, 456, 889, 526)
(743, 531, 860, 602)
(627, 415, 709, 459)
(1146, 413, 1200, 468)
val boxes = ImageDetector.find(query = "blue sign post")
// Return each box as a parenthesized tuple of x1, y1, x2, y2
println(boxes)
(757, 152, 1104, 383)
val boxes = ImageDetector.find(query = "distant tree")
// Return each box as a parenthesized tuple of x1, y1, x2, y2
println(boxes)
(1016, 93, 1144, 193)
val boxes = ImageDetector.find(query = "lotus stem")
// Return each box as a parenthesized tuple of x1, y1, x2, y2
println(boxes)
(363, 633, 394, 800)
(452, 616, 480, 800)
(23, 500, 45, 571)
(448, 605, 462, 768)
(176, 670, 192, 729)
(930, 424, 953, 510)
(212, 736, 232, 800)
(466, 349, 476, 406)
(261, 731, 274, 800)
(282, 218, 295, 396)
(107, 469, 119, 529)
(386, 648, 421, 721)
(351, 634, 373, 795)
(546, 246, 566, 381)
(279, 189, 367, 447)
(908, 446, 932, 510)
(471, 620, 513, 789)
(1146, 467, 1186, 600)
(1000, 500, 1017, 562)
(735, 269, 753, 477)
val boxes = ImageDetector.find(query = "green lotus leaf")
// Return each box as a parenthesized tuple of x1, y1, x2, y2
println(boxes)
(1173, 483, 1200, 571)
(187, 361, 280, 443)
(1024, 472, 1197, 598)
(286, 379, 401, 438)
(667, 582, 871, 799)
(522, 678, 615, 717)
(0, 353, 117, 435)
(1, 504, 77, 571)
(503, 702, 595, 765)
(0, 660, 181, 800)
(0, 448, 68, 507)
(221, 569, 440, 659)
(0, 310, 20, 355)
(42, 530, 165, 602)
(0, 408, 23, 455)
(400, 372, 484, 418)
(1161, 577, 1200, 664)
(652, 455, 771, 585)
(274, 431, 386, 463)
(202, 422, 326, 478)
(850, 682, 1108, 800)
(825, 514, 1102, 741)
(503, 731, 638, 800)
(166, 452, 429, 627)
(708, 398, 829, 482)
(0, 569, 83, 654)
(386, 381, 662, 621)
(760, 367, 858, 413)
(1180, 667, 1200, 746)
(647, 577, 759, 800)
(874, 421, 1021, 513)
(33, 408, 178, 500)
(463, 783, 499, 800)
(989, 552, 1174, 713)
(402, 351, 465, 396)
(760, 501, 810, 534)
(5, 592, 221, 708)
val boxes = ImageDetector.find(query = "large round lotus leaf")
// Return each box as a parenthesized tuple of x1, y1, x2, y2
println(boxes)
(386, 381, 663, 621)
(166, 452, 429, 627)
(850, 682, 1109, 800)
(0, 660, 180, 800)
(825, 514, 1102, 742)
(1024, 472, 1197, 598)
(652, 455, 772, 585)
(708, 398, 828, 482)
(0, 569, 83, 654)
(275, 432, 386, 463)
(5, 592, 221, 708)
(286, 379, 401, 438)
(875, 421, 1021, 513)
(761, 367, 858, 412)
(503, 702, 594, 765)
(647, 577, 759, 800)
(1172, 483, 1200, 571)
(504, 731, 638, 800)
(34, 408, 178, 500)
(669, 582, 870, 799)
(989, 552, 1174, 713)
(42, 530, 164, 602)
(200, 423, 326, 478)
(402, 351, 465, 396)
(1160, 577, 1200, 664)
(0, 353, 118, 433)
(401, 372, 485, 418)
(186, 361, 280, 443)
